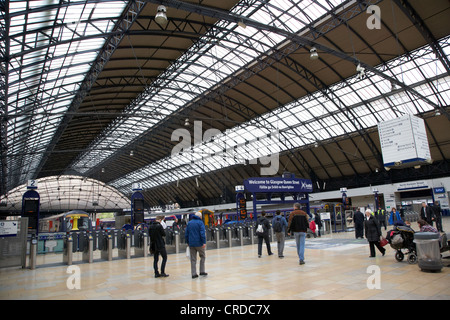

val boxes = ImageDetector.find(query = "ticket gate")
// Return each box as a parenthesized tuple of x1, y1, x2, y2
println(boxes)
(63, 235, 73, 265)
(117, 230, 131, 259)
(134, 229, 148, 258)
(98, 230, 113, 261)
(81, 232, 94, 263)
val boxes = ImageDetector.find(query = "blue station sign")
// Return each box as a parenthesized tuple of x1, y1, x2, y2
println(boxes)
(243, 177, 313, 193)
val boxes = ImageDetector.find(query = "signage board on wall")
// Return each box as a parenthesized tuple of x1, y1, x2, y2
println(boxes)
(243, 177, 313, 193)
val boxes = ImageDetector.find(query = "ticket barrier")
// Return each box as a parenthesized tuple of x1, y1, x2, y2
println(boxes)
(173, 231, 187, 254)
(174, 231, 180, 254)
(134, 229, 148, 258)
(98, 230, 113, 261)
(80, 232, 94, 263)
(63, 235, 73, 265)
(29, 235, 37, 270)
(249, 225, 255, 245)
(117, 230, 131, 259)
(206, 227, 220, 250)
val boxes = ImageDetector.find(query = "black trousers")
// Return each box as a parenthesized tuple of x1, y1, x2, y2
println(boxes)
(257, 234, 272, 256)
(435, 216, 443, 232)
(369, 241, 385, 257)
(153, 247, 167, 274)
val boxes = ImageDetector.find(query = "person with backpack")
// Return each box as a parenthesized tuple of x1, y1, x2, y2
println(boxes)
(256, 211, 273, 258)
(287, 203, 309, 265)
(272, 210, 288, 258)
(148, 215, 169, 278)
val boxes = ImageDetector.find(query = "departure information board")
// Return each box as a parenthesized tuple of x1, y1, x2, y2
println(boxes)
(377, 114, 431, 167)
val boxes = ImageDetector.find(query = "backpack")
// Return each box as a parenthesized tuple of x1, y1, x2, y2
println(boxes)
(256, 223, 264, 235)
(272, 216, 282, 233)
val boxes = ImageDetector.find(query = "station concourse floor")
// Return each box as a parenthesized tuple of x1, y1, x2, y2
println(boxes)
(1, 218, 449, 301)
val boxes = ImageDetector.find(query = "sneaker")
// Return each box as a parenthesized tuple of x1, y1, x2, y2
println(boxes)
(268, 253, 274, 256)
(200, 272, 208, 276)
(258, 255, 261, 258)
(192, 274, 199, 279)
(160, 273, 169, 278)
(299, 260, 305, 265)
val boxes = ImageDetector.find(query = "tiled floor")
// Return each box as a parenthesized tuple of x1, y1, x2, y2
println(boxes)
(1, 218, 449, 300)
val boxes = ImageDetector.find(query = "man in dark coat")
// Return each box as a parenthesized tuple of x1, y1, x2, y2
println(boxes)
(256, 211, 273, 258)
(420, 202, 435, 226)
(354, 209, 365, 239)
(148, 216, 169, 278)
(364, 210, 386, 257)
(432, 201, 443, 232)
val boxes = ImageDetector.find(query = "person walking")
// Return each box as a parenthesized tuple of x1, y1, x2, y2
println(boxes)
(388, 207, 402, 226)
(314, 213, 322, 237)
(272, 210, 288, 258)
(148, 216, 169, 278)
(354, 208, 365, 239)
(432, 201, 444, 232)
(185, 212, 207, 279)
(364, 209, 386, 258)
(420, 202, 435, 226)
(256, 211, 273, 258)
(287, 203, 309, 265)
(376, 207, 387, 230)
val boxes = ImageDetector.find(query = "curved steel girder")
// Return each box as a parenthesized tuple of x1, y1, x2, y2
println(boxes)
(392, 0, 450, 74)
(66, 0, 391, 184)
(65, 0, 375, 181)
(29, 0, 148, 186)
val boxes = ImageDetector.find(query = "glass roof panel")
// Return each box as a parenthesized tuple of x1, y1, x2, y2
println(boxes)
(110, 37, 450, 194)
(6, 0, 128, 187)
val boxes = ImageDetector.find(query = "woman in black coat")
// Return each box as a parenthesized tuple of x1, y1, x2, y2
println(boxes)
(364, 210, 386, 257)
(354, 209, 365, 239)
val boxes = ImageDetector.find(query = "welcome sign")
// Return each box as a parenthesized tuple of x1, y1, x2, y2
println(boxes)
(244, 177, 313, 193)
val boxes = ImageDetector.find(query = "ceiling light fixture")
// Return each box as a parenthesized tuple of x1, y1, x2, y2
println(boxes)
(356, 63, 365, 80)
(310, 47, 319, 60)
(184, 118, 189, 126)
(155, 5, 167, 25)
(237, 19, 246, 28)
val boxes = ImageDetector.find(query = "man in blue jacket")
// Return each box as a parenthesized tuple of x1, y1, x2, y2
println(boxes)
(185, 212, 207, 279)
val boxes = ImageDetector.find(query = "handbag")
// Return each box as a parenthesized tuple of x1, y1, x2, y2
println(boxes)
(380, 237, 388, 247)
(186, 246, 190, 259)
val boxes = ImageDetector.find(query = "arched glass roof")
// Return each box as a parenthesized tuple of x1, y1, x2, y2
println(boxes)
(2, 0, 449, 206)
(0, 175, 130, 212)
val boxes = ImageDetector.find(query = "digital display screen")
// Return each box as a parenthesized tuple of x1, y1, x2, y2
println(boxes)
(23, 199, 39, 213)
(134, 199, 144, 211)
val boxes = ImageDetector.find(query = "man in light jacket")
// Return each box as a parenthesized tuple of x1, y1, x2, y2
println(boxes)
(185, 212, 207, 279)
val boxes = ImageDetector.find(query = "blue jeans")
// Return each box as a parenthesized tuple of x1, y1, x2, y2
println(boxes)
(294, 232, 306, 262)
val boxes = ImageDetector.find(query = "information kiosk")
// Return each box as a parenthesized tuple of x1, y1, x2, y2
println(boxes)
(22, 180, 40, 235)
(131, 183, 145, 227)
